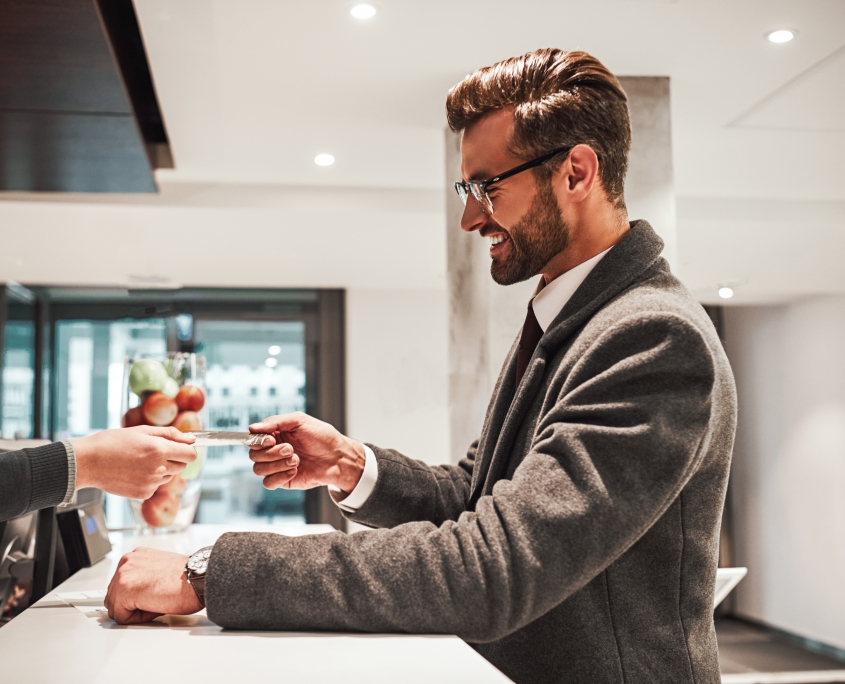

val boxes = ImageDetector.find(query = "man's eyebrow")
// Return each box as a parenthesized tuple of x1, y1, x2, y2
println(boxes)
(461, 166, 495, 182)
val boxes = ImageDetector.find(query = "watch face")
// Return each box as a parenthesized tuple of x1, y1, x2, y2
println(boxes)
(188, 547, 212, 574)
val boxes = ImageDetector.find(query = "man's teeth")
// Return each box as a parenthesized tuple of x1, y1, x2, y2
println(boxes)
(489, 234, 506, 245)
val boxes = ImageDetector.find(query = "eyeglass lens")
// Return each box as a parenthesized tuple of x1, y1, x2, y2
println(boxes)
(455, 182, 494, 215)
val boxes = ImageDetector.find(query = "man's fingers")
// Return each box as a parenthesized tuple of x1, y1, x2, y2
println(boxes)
(248, 435, 276, 450)
(249, 412, 307, 435)
(142, 425, 197, 444)
(252, 456, 299, 477)
(105, 587, 114, 619)
(164, 460, 189, 475)
(113, 602, 161, 625)
(263, 468, 298, 490)
(249, 443, 294, 462)
(162, 444, 198, 464)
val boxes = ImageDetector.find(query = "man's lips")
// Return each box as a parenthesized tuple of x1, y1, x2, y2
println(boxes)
(486, 231, 510, 257)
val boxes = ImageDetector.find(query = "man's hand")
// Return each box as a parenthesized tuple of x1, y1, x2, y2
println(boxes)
(72, 426, 197, 500)
(248, 412, 366, 493)
(105, 547, 202, 625)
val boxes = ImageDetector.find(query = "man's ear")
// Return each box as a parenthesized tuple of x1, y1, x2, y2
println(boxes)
(561, 144, 600, 201)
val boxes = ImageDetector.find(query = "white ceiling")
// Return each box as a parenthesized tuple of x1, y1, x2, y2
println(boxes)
(133, 0, 845, 200)
(1, 0, 843, 304)
(734, 44, 845, 132)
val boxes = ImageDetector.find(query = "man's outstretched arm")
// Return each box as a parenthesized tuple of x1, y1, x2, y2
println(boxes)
(106, 313, 718, 641)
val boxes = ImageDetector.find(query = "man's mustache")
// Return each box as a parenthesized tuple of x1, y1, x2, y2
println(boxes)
(480, 222, 510, 239)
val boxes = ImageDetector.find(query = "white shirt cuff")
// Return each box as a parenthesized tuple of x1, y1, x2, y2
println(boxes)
(328, 444, 378, 513)
(60, 439, 77, 506)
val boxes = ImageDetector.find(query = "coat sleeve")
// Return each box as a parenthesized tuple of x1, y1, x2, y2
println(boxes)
(206, 313, 716, 642)
(0, 442, 70, 522)
(341, 441, 477, 529)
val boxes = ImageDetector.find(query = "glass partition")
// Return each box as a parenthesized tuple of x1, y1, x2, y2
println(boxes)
(193, 319, 307, 524)
(6, 287, 339, 529)
(1, 286, 36, 439)
(53, 319, 167, 438)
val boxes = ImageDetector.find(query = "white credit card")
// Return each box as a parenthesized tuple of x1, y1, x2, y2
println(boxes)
(187, 431, 270, 447)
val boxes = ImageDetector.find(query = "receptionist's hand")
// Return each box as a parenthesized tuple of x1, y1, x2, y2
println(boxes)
(105, 547, 202, 625)
(248, 412, 366, 495)
(72, 426, 197, 500)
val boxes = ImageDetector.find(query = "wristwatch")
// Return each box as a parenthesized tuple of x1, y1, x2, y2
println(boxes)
(185, 546, 213, 607)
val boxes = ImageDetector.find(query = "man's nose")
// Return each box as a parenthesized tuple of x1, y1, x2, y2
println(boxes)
(460, 196, 488, 233)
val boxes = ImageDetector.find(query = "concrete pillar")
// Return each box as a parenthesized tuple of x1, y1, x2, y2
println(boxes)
(620, 77, 677, 269)
(446, 77, 676, 463)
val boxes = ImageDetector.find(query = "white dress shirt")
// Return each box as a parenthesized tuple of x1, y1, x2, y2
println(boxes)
(332, 246, 613, 512)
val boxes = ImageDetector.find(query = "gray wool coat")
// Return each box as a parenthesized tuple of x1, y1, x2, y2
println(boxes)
(206, 220, 738, 684)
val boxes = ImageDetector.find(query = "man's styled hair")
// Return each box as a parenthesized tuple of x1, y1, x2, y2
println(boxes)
(446, 48, 631, 209)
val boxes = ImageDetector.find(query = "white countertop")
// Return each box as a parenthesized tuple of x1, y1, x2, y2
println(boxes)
(0, 523, 512, 683)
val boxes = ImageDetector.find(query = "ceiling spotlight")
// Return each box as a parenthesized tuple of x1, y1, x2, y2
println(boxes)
(718, 287, 734, 299)
(265, 357, 278, 368)
(268, 345, 281, 356)
(350, 4, 377, 19)
(766, 29, 795, 44)
(314, 153, 335, 166)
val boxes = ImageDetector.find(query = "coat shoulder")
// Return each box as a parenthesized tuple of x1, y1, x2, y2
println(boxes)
(582, 258, 719, 347)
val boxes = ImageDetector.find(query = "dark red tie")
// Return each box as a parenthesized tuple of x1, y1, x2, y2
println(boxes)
(515, 303, 544, 387)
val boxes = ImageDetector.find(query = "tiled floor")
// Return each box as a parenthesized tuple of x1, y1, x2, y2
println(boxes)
(717, 618, 845, 684)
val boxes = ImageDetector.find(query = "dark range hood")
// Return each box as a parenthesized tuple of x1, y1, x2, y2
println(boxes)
(0, 0, 173, 193)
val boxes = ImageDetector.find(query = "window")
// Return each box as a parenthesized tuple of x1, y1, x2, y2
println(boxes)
(1, 285, 36, 439)
(193, 320, 307, 524)
(0, 287, 345, 531)
(53, 319, 166, 438)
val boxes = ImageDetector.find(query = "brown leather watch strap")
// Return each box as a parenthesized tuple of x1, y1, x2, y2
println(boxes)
(188, 573, 206, 607)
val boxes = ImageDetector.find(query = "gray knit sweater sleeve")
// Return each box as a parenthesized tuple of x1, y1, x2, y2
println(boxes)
(0, 442, 71, 522)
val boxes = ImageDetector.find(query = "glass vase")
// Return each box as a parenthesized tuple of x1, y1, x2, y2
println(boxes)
(121, 352, 207, 533)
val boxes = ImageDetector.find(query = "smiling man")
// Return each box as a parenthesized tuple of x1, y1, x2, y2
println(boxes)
(106, 49, 737, 684)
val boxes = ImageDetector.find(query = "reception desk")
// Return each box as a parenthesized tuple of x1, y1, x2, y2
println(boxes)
(0, 523, 512, 683)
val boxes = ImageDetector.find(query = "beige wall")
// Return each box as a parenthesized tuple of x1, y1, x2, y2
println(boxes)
(346, 287, 448, 465)
(724, 297, 845, 650)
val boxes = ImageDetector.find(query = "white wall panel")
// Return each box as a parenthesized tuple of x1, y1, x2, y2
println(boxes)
(346, 288, 449, 466)
(725, 297, 845, 650)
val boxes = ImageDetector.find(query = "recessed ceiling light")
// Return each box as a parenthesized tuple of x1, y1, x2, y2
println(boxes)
(265, 357, 278, 368)
(766, 29, 795, 44)
(718, 287, 734, 299)
(268, 345, 281, 356)
(350, 4, 377, 19)
(314, 153, 335, 166)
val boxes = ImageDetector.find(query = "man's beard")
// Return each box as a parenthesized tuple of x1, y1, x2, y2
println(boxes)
(489, 179, 570, 286)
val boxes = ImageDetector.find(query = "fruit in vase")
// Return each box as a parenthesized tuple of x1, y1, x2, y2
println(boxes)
(172, 410, 202, 433)
(159, 474, 186, 496)
(142, 392, 179, 426)
(129, 359, 168, 395)
(164, 358, 187, 385)
(162, 376, 180, 399)
(121, 405, 145, 428)
(181, 447, 204, 481)
(140, 490, 180, 527)
(176, 384, 205, 412)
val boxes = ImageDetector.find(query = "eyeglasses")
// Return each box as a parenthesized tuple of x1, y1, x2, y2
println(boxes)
(454, 145, 573, 215)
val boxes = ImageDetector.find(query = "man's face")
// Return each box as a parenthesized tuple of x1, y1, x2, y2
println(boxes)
(459, 109, 570, 285)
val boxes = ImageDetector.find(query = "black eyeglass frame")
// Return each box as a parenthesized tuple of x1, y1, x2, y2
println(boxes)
(454, 145, 574, 214)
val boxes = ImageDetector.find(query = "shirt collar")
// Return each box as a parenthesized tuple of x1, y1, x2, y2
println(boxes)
(531, 246, 613, 332)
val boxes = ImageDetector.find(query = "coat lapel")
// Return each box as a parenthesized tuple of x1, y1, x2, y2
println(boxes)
(468, 221, 667, 506)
